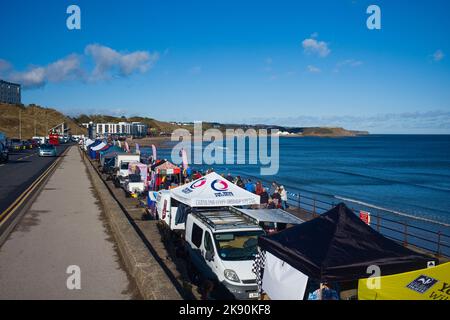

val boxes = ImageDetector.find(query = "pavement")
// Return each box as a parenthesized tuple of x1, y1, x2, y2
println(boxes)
(0, 146, 138, 299)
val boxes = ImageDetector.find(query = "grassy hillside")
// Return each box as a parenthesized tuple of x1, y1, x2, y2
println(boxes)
(0, 103, 87, 139)
(300, 127, 368, 136)
(0, 104, 367, 139)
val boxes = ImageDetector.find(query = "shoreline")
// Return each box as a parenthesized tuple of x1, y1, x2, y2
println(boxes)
(127, 133, 368, 149)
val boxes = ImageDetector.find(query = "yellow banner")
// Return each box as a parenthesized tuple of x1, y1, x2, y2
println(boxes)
(358, 262, 450, 300)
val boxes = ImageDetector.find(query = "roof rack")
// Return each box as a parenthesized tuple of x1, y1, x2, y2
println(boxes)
(192, 208, 259, 231)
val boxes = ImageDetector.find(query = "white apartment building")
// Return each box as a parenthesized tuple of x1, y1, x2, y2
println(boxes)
(82, 121, 147, 137)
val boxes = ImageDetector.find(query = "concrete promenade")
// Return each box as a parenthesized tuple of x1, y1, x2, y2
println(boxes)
(0, 146, 138, 299)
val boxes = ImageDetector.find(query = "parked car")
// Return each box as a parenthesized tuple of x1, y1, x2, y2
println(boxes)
(28, 139, 40, 148)
(22, 140, 32, 149)
(38, 144, 57, 157)
(0, 142, 8, 163)
(184, 209, 263, 300)
(9, 139, 23, 151)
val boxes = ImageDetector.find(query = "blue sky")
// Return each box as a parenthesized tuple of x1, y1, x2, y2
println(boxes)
(0, 0, 449, 133)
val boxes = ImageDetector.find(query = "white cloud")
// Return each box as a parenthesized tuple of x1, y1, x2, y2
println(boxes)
(8, 54, 82, 88)
(307, 65, 321, 73)
(10, 67, 47, 88)
(1, 44, 159, 89)
(310, 32, 319, 39)
(85, 44, 159, 80)
(302, 38, 330, 57)
(432, 50, 444, 62)
(45, 54, 82, 82)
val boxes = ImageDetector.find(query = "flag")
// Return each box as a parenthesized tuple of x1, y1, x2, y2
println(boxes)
(124, 141, 130, 153)
(181, 148, 189, 169)
(152, 144, 157, 160)
(136, 143, 140, 155)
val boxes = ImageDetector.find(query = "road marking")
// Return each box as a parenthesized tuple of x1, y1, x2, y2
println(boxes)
(0, 164, 4, 167)
(0, 147, 70, 227)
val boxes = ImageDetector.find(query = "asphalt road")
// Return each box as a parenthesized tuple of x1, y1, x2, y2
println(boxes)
(0, 144, 70, 216)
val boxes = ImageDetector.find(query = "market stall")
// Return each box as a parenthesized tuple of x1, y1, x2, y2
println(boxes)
(99, 145, 123, 165)
(256, 203, 437, 300)
(149, 160, 181, 191)
(89, 141, 106, 159)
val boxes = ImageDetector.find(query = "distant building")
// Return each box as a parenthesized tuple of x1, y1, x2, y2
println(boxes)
(82, 121, 148, 138)
(0, 80, 21, 104)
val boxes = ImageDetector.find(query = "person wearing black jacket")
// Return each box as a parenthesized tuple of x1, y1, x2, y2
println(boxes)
(271, 190, 282, 208)
(260, 188, 269, 207)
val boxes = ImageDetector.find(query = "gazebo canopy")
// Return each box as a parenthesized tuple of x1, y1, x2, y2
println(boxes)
(258, 203, 437, 282)
(170, 172, 260, 207)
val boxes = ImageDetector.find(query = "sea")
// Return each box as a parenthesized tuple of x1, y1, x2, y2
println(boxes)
(143, 135, 450, 225)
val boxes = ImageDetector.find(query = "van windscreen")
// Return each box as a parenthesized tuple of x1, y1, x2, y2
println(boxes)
(214, 230, 264, 261)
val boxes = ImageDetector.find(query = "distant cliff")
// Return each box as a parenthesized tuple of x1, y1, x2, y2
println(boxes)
(0, 103, 369, 139)
(298, 127, 369, 137)
(211, 123, 369, 137)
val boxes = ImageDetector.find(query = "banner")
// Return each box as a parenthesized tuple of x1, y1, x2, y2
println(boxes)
(262, 252, 309, 300)
(181, 148, 189, 169)
(358, 262, 450, 300)
(152, 144, 157, 160)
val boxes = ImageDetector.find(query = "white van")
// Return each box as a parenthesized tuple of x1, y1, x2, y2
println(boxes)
(113, 153, 140, 188)
(185, 209, 264, 300)
(156, 190, 186, 230)
(114, 154, 140, 177)
(32, 136, 46, 145)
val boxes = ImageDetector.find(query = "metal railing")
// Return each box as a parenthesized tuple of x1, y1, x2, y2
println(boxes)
(284, 190, 450, 258)
(220, 171, 450, 259)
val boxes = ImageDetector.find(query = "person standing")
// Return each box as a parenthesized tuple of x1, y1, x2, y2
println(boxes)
(279, 186, 288, 210)
(255, 181, 263, 195)
(271, 189, 282, 208)
(269, 182, 279, 195)
(245, 179, 256, 193)
(308, 282, 339, 300)
(235, 176, 245, 189)
(260, 188, 269, 207)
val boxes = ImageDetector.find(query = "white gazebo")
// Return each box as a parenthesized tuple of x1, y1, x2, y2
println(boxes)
(170, 172, 260, 207)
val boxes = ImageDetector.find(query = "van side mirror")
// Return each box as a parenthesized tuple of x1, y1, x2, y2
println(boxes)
(205, 250, 214, 262)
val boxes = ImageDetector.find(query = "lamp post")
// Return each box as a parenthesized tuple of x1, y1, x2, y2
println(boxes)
(19, 109, 22, 140)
